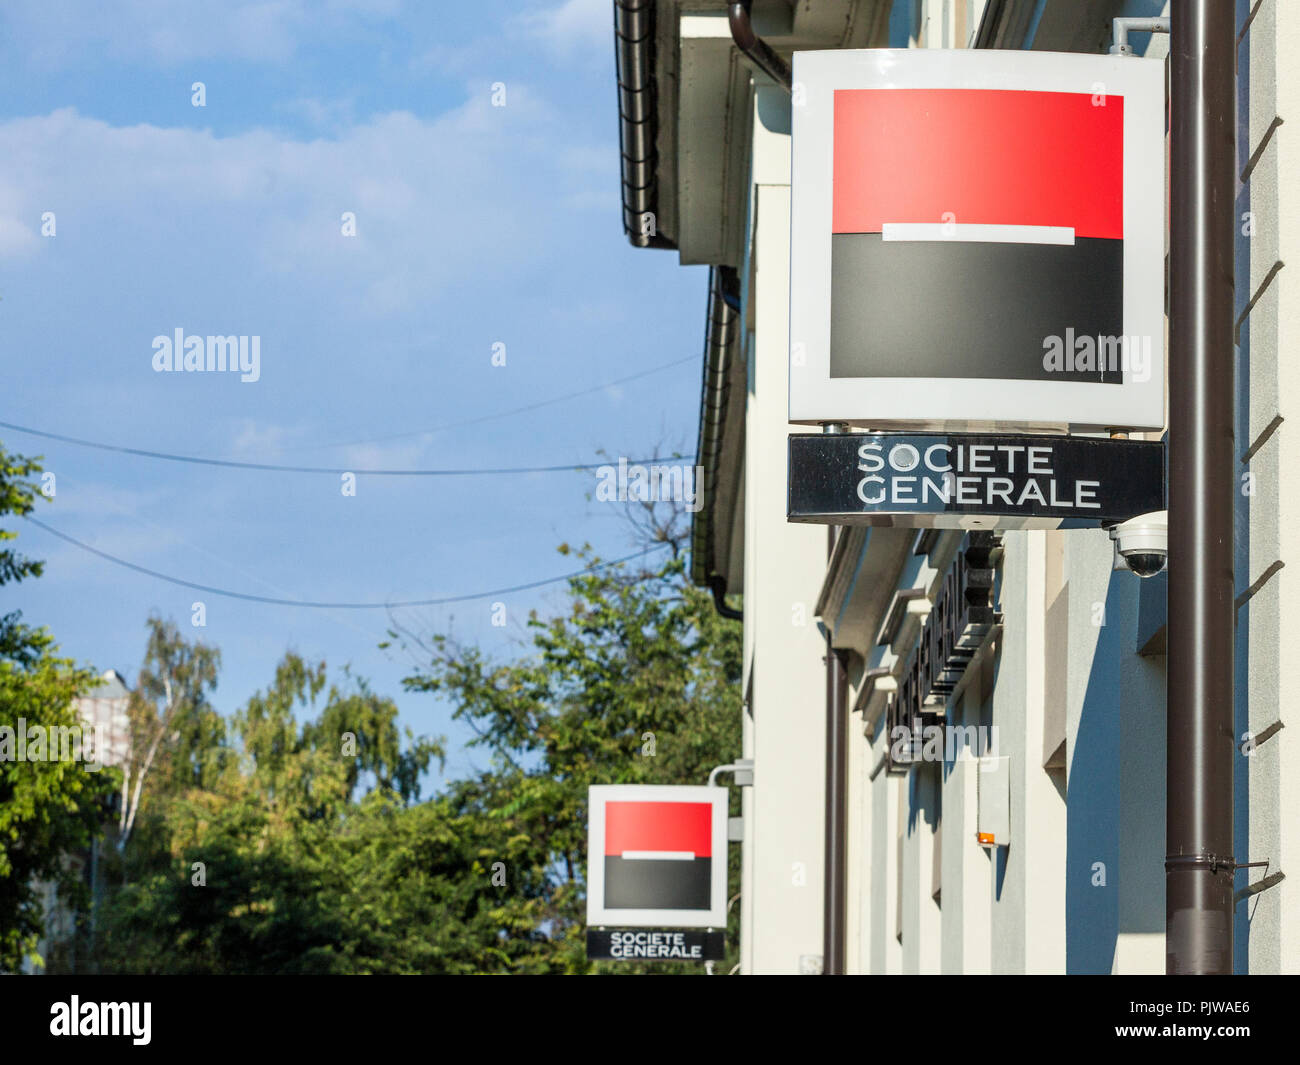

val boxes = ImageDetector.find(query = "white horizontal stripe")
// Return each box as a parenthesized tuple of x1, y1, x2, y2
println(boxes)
(881, 223, 1076, 246)
(620, 850, 695, 861)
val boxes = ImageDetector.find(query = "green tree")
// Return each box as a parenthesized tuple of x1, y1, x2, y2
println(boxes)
(391, 542, 743, 973)
(95, 652, 448, 974)
(118, 616, 223, 849)
(93, 521, 742, 974)
(0, 443, 115, 971)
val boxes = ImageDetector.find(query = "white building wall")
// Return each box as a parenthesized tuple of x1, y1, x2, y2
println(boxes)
(731, 0, 1298, 975)
(844, 3, 1181, 976)
(1114, 630, 1167, 973)
(739, 87, 829, 974)
(867, 734, 903, 974)
(1242, 0, 1300, 974)
(740, 695, 756, 973)
(973, 532, 1065, 973)
(940, 678, 994, 973)
(900, 762, 942, 972)
(854, 524, 1165, 974)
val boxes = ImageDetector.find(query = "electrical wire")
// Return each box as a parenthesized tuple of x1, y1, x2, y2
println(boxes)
(0, 419, 691, 476)
(24, 515, 671, 608)
(288, 354, 699, 450)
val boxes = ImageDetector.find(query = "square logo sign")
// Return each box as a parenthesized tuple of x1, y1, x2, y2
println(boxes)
(789, 49, 1166, 431)
(586, 785, 728, 929)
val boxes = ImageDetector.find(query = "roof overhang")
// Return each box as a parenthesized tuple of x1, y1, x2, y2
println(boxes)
(666, 1, 892, 266)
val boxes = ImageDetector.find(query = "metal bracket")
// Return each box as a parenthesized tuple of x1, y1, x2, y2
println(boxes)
(1165, 853, 1238, 874)
(1236, 870, 1285, 905)
(708, 758, 754, 788)
(1166, 854, 1273, 875)
(1110, 16, 1171, 56)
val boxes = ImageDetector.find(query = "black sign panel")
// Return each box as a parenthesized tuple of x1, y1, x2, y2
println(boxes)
(788, 432, 1164, 528)
(586, 928, 724, 962)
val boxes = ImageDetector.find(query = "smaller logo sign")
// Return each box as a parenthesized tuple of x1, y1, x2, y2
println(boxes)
(587, 785, 729, 938)
(788, 432, 1164, 529)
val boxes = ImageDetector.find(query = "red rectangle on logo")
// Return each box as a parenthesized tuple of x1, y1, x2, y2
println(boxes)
(832, 88, 1124, 239)
(604, 801, 713, 858)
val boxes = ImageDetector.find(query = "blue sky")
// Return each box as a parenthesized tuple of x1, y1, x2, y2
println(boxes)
(1, 0, 705, 785)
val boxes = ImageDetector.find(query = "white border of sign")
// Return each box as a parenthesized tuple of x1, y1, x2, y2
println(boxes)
(789, 48, 1166, 431)
(586, 784, 729, 929)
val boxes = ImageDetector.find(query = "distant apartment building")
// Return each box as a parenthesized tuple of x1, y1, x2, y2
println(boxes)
(612, 0, 1297, 973)
(23, 668, 130, 972)
(76, 668, 132, 771)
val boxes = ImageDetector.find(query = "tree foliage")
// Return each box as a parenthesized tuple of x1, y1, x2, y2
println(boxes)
(88, 541, 741, 974)
(119, 616, 223, 848)
(0, 443, 116, 971)
(69, 467, 742, 976)
(94, 645, 448, 973)
(389, 544, 743, 973)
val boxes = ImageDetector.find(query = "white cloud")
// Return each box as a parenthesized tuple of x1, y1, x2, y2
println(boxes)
(32, 480, 168, 521)
(0, 91, 602, 314)
(277, 96, 359, 132)
(0, 214, 38, 257)
(517, 0, 610, 59)
(230, 419, 303, 457)
(2, 0, 402, 68)
(338, 439, 433, 471)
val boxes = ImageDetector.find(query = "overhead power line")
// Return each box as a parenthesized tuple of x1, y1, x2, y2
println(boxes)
(24, 515, 671, 608)
(290, 354, 699, 451)
(0, 420, 691, 476)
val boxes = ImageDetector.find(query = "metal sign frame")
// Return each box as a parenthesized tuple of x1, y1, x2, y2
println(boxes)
(789, 48, 1166, 431)
(586, 784, 729, 929)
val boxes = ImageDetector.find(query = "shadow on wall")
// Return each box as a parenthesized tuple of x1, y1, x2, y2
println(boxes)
(906, 761, 940, 840)
(1065, 564, 1130, 974)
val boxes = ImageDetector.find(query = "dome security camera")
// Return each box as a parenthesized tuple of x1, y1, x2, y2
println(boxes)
(1109, 510, 1168, 578)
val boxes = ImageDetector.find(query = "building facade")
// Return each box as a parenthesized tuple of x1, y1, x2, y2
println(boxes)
(22, 669, 130, 973)
(612, 0, 1297, 973)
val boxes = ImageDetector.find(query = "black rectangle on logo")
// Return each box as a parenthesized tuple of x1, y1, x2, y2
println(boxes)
(603, 856, 711, 910)
(830, 234, 1125, 383)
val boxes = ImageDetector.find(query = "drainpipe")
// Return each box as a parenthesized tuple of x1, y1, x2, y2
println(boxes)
(1166, 0, 1236, 974)
(822, 423, 849, 974)
(709, 576, 744, 621)
(824, 641, 848, 974)
(693, 266, 742, 620)
(728, 1, 792, 93)
(614, 0, 674, 248)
